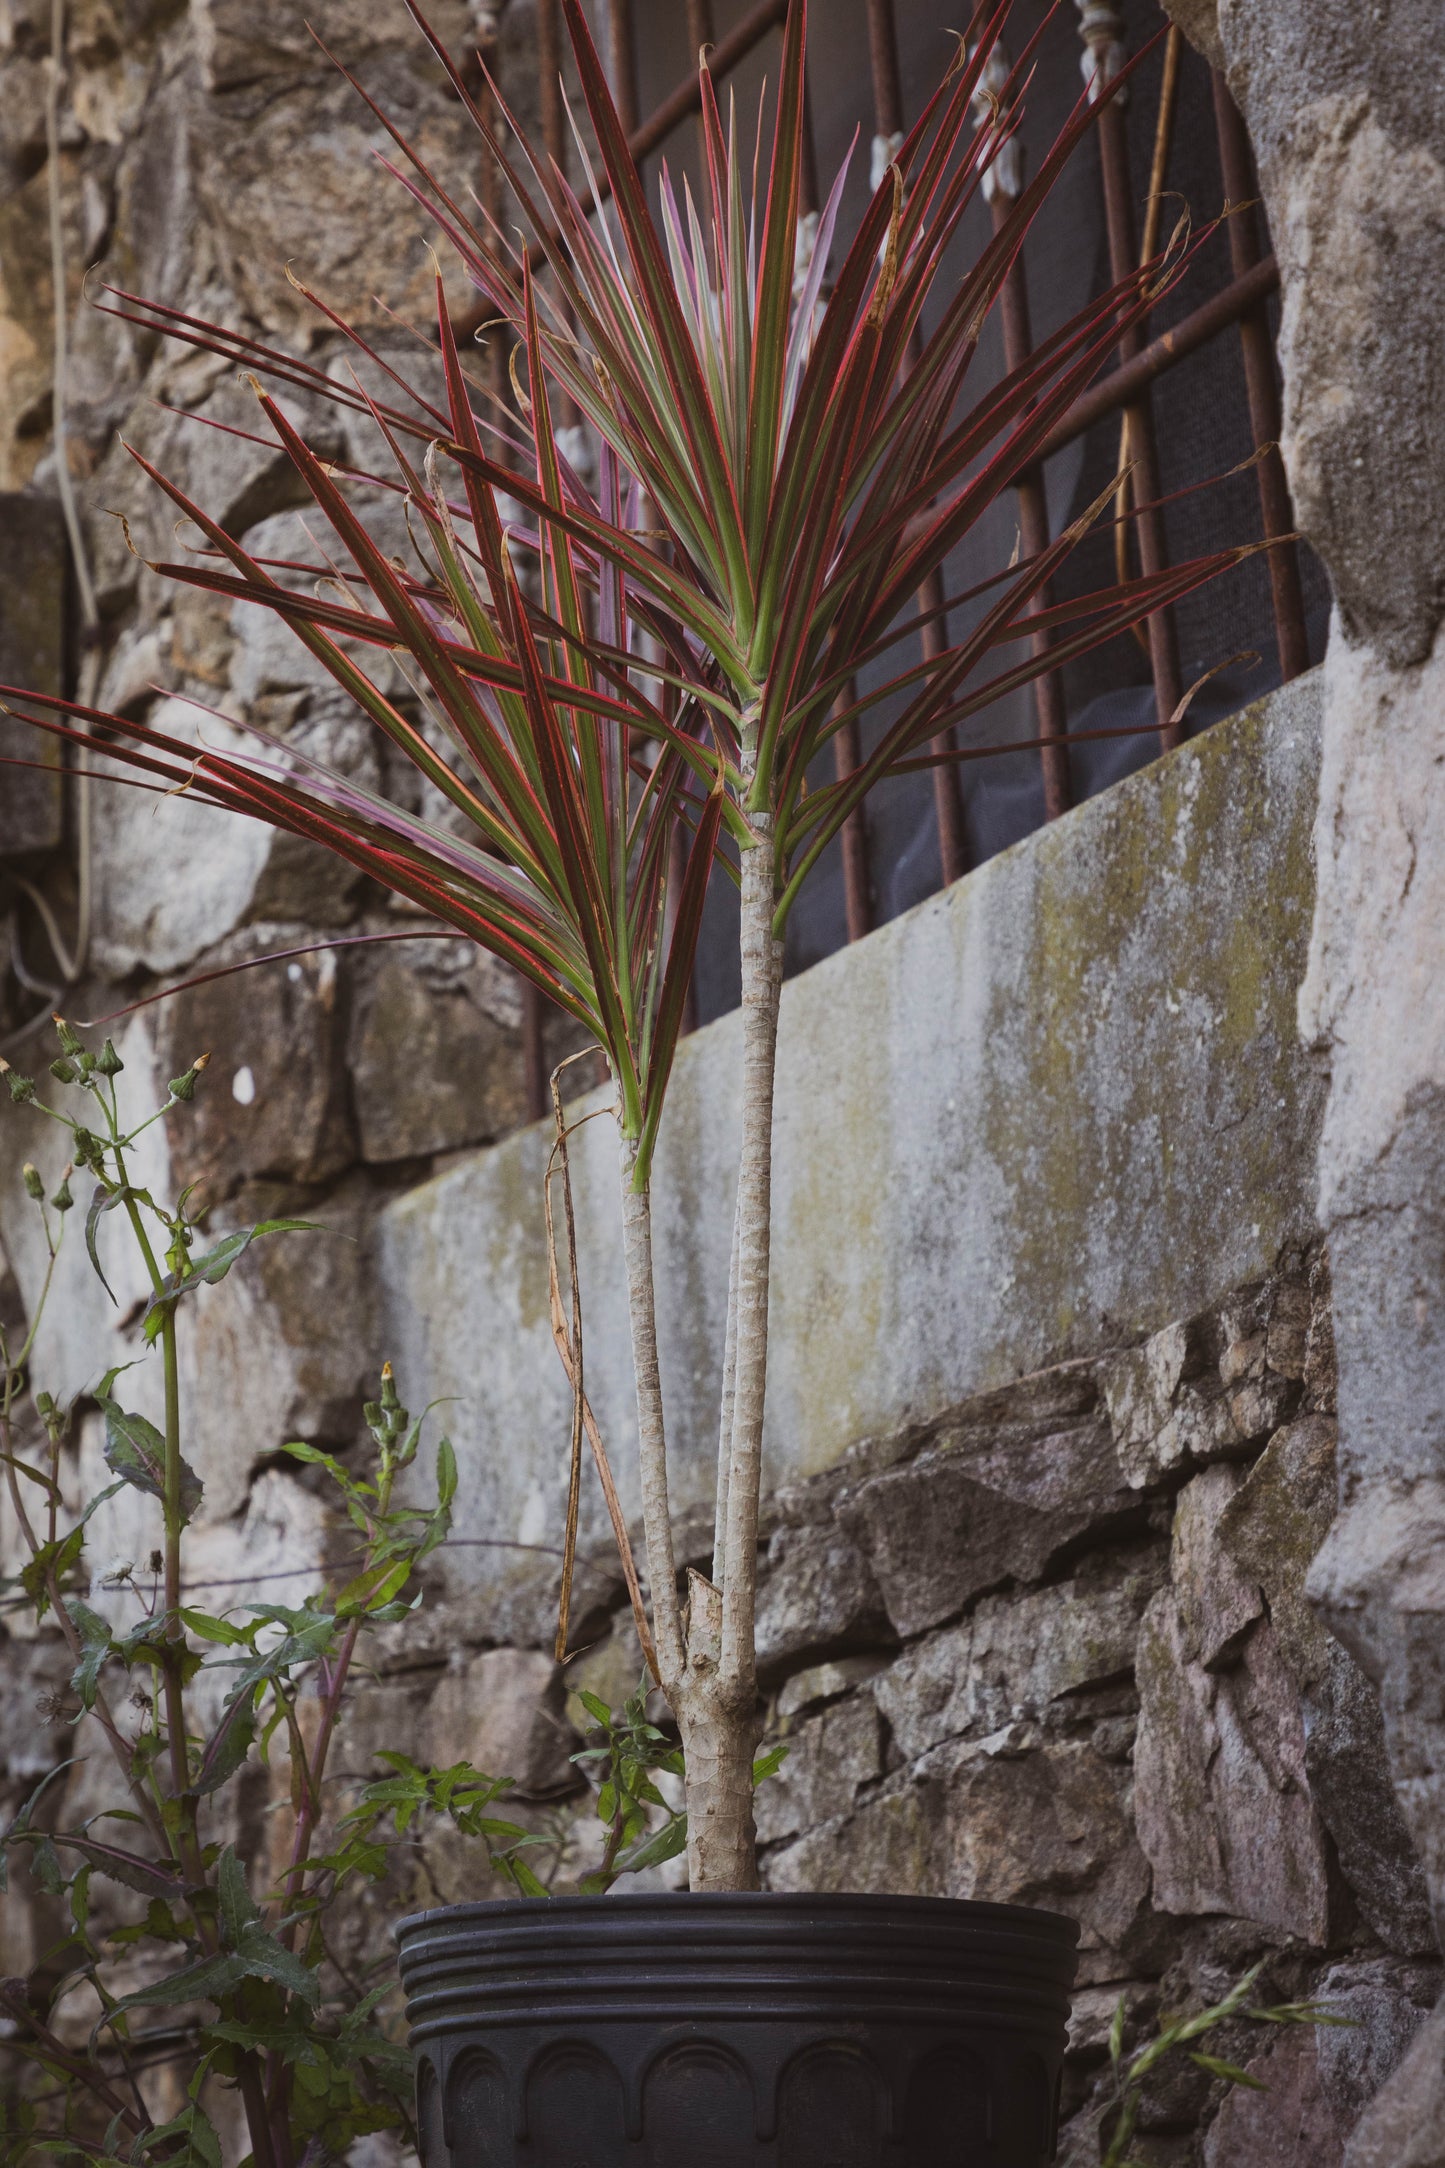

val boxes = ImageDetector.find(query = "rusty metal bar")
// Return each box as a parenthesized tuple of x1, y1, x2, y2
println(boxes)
(472, 8, 509, 407)
(995, 201, 1072, 819)
(631, 0, 785, 165)
(516, 0, 786, 275)
(536, 0, 566, 174)
(535, 0, 582, 431)
(1080, 3, 1184, 750)
(901, 256, 1282, 553)
(1211, 72, 1309, 683)
(686, 0, 717, 159)
(1038, 252, 1280, 459)
(605, 0, 639, 134)
(972, 43, 1072, 823)
(799, 41, 874, 937)
(866, 0, 968, 889)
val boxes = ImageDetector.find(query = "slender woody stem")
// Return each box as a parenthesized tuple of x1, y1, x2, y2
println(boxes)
(718, 806, 783, 1695)
(711, 1191, 742, 1586)
(618, 1130, 686, 1690)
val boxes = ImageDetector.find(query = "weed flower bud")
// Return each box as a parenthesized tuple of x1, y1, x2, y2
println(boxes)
(22, 1163, 43, 1200)
(49, 1057, 78, 1084)
(4, 1066, 36, 1104)
(94, 1038, 125, 1077)
(50, 1168, 74, 1213)
(52, 1015, 84, 1056)
(168, 1052, 210, 1102)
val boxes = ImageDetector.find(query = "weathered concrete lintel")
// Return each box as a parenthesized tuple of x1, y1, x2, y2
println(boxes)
(379, 672, 1325, 1602)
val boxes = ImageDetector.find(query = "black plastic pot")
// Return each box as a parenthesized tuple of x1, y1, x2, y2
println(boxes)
(396, 1892, 1078, 2165)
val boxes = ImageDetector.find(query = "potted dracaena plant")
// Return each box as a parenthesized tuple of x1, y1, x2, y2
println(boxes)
(3, 2, 1259, 2157)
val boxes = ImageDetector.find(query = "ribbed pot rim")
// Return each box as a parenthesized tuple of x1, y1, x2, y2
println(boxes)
(396, 1890, 1080, 1951)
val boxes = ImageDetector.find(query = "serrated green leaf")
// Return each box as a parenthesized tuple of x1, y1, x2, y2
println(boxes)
(51, 1832, 183, 1899)
(83, 1183, 134, 1306)
(232, 1919, 320, 2006)
(98, 1396, 203, 1524)
(105, 1948, 249, 2020)
(68, 1597, 113, 1712)
(178, 1607, 247, 1646)
(141, 2098, 223, 2168)
(97, 1397, 165, 1499)
(32, 1833, 64, 1894)
(142, 1219, 324, 1343)
(20, 1523, 84, 1617)
(216, 1845, 260, 1944)
(500, 1854, 549, 1899)
(335, 1555, 412, 1616)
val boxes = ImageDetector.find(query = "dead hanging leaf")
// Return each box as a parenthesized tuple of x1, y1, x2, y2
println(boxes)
(1168, 649, 1262, 736)
(543, 1056, 658, 1680)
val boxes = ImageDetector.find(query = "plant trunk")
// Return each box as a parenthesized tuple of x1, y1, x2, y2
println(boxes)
(618, 1133, 686, 1690)
(676, 1679, 763, 1892)
(718, 809, 783, 1697)
(616, 805, 782, 1894)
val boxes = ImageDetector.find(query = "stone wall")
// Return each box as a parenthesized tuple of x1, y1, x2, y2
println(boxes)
(2, 2, 1441, 2160)
(1162, 3, 1445, 2159)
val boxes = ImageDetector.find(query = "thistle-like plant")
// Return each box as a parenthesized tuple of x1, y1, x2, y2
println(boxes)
(0, 1028, 550, 2167)
(5, 0, 1257, 1888)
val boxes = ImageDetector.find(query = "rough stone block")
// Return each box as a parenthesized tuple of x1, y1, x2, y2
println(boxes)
(1315, 1959, 1440, 2127)
(755, 1695, 882, 1847)
(775, 1655, 888, 1721)
(1171, 1465, 1263, 1671)
(0, 492, 64, 853)
(875, 1570, 1151, 1762)
(348, 949, 526, 1164)
(89, 698, 279, 976)
(1135, 1590, 1330, 1942)
(842, 1410, 1136, 1639)
(1202, 2026, 1341, 2168)
(768, 1733, 1147, 1962)
(0, 1634, 72, 1785)
(763, 1779, 943, 1900)
(177, 1189, 376, 1520)
(1215, 1416, 1336, 1683)
(1305, 1645, 1437, 1956)
(1342, 1997, 1445, 2168)
(1103, 1298, 1300, 1490)
(156, 932, 354, 1200)
(421, 1648, 576, 1800)
(1214, 1418, 1434, 1951)
(753, 1516, 890, 1678)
